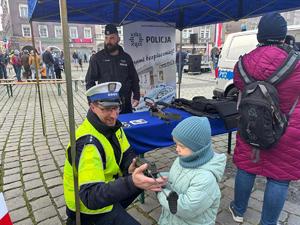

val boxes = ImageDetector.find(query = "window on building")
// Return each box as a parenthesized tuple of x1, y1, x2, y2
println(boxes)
(22, 24, 31, 37)
(205, 31, 210, 39)
(69, 27, 78, 38)
(39, 25, 48, 38)
(19, 4, 28, 18)
(84, 27, 92, 38)
(55, 26, 62, 38)
(200, 30, 205, 39)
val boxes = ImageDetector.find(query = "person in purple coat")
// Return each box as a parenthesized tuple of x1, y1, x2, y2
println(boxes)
(229, 12, 300, 225)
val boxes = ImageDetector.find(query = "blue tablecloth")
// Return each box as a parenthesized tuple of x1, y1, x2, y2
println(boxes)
(119, 108, 235, 154)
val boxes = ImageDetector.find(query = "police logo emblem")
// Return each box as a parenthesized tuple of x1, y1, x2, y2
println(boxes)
(108, 83, 117, 92)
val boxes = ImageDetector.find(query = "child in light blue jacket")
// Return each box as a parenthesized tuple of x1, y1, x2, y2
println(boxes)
(157, 116, 226, 225)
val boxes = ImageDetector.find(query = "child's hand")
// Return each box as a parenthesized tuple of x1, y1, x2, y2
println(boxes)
(132, 164, 167, 191)
(150, 176, 168, 192)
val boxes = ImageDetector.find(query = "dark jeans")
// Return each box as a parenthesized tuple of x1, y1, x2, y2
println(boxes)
(233, 169, 290, 225)
(176, 63, 184, 74)
(66, 193, 141, 225)
(55, 69, 62, 79)
(13, 65, 22, 81)
(0, 65, 7, 79)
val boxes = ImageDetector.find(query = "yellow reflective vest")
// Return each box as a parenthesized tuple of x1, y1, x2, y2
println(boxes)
(63, 118, 130, 214)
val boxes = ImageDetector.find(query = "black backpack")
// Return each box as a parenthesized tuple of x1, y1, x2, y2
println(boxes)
(237, 45, 299, 151)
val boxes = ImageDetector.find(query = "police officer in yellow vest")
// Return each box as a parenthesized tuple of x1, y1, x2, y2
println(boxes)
(64, 81, 167, 225)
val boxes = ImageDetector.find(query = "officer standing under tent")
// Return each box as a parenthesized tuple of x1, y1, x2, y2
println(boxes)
(85, 24, 140, 113)
(63, 82, 167, 225)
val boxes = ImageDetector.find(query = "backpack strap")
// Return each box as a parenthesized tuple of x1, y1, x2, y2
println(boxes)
(277, 44, 294, 54)
(267, 48, 299, 85)
(67, 135, 106, 170)
(287, 96, 299, 120)
(237, 55, 255, 85)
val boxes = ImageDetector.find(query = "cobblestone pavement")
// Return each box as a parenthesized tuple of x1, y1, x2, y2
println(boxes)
(0, 67, 299, 225)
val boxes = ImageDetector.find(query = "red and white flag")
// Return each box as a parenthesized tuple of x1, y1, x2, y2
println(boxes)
(0, 193, 13, 225)
(215, 23, 223, 47)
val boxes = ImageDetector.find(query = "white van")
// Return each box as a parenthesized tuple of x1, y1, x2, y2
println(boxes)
(213, 25, 300, 98)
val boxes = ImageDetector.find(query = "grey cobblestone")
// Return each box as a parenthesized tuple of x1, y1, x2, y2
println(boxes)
(49, 185, 64, 198)
(6, 196, 26, 211)
(43, 170, 60, 180)
(127, 207, 154, 225)
(22, 166, 39, 174)
(4, 161, 19, 169)
(287, 214, 300, 225)
(37, 217, 62, 225)
(3, 181, 22, 191)
(53, 195, 65, 208)
(4, 188, 23, 200)
(5, 156, 20, 163)
(30, 196, 53, 211)
(14, 218, 34, 225)
(45, 177, 62, 188)
(10, 207, 30, 223)
(24, 178, 43, 191)
(243, 208, 261, 224)
(5, 167, 20, 176)
(33, 205, 57, 223)
(40, 164, 57, 173)
(284, 201, 300, 216)
(22, 160, 38, 168)
(136, 196, 161, 213)
(26, 187, 48, 201)
(23, 172, 41, 182)
(58, 206, 67, 221)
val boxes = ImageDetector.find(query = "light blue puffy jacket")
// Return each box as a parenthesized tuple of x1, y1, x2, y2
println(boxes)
(157, 153, 226, 225)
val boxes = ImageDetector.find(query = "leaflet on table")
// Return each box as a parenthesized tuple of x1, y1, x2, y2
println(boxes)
(122, 119, 148, 127)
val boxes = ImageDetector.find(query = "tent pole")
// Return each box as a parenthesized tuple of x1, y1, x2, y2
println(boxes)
(178, 30, 182, 98)
(30, 21, 46, 136)
(58, 0, 81, 225)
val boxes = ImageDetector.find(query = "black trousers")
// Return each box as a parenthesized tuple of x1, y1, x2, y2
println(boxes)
(66, 193, 141, 225)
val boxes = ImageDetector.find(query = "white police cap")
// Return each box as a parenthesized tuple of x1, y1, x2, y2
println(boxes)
(86, 82, 122, 106)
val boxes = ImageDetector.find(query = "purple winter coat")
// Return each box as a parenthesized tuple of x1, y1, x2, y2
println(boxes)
(233, 45, 300, 181)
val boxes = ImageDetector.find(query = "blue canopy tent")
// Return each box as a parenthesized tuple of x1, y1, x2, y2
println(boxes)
(29, 0, 300, 30)
(28, 1, 300, 224)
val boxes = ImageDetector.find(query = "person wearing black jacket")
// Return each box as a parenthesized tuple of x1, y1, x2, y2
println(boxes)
(85, 24, 140, 113)
(42, 47, 55, 79)
(64, 82, 166, 225)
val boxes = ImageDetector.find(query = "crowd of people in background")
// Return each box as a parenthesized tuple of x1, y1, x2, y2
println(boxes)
(0, 47, 97, 82)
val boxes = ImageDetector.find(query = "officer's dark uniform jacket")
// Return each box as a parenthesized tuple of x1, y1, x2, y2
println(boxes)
(64, 110, 141, 216)
(85, 46, 140, 113)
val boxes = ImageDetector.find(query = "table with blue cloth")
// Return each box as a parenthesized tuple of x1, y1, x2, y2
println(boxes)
(119, 108, 236, 154)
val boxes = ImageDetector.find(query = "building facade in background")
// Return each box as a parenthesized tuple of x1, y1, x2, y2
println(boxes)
(224, 10, 300, 36)
(175, 25, 214, 55)
(1, 0, 96, 56)
(1, 0, 300, 58)
(94, 25, 123, 51)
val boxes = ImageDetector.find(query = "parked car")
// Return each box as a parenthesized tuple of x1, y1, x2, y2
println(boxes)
(213, 25, 300, 99)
